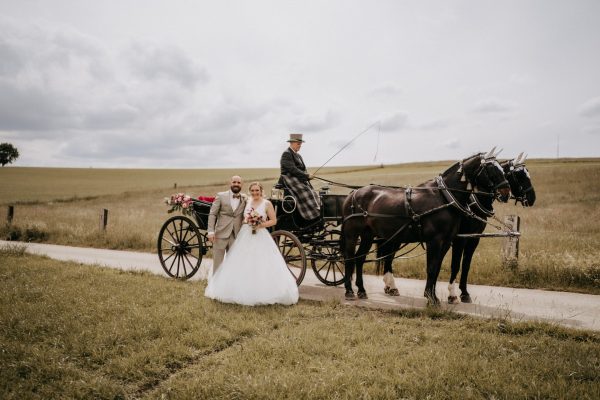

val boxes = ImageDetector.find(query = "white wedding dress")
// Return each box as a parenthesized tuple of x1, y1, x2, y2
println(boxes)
(204, 198, 299, 306)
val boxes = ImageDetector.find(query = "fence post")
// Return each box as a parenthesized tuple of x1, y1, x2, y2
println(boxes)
(99, 209, 109, 231)
(502, 215, 520, 269)
(174, 183, 177, 189)
(7, 205, 14, 225)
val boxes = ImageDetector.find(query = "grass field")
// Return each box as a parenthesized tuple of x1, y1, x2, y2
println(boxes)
(1, 250, 598, 399)
(0, 159, 599, 294)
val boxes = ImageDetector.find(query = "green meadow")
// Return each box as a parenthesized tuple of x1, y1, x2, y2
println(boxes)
(1, 250, 598, 399)
(1, 159, 599, 294)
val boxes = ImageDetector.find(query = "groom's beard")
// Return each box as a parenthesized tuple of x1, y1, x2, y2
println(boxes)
(230, 186, 241, 193)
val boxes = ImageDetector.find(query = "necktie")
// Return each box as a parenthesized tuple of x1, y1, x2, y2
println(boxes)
(232, 193, 241, 199)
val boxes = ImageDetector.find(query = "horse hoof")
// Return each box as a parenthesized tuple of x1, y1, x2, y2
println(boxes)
(345, 291, 356, 300)
(460, 294, 472, 303)
(357, 291, 368, 300)
(425, 293, 440, 306)
(448, 296, 460, 304)
(388, 288, 400, 296)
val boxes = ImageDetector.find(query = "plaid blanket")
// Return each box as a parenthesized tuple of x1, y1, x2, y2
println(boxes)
(280, 174, 321, 220)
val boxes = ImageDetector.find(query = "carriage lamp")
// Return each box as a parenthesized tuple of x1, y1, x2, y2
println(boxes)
(271, 186, 284, 200)
(319, 185, 330, 195)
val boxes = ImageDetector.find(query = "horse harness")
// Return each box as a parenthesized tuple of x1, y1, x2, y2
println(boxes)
(342, 175, 497, 255)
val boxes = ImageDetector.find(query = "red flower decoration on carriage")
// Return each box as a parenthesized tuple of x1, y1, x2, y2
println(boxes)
(165, 193, 195, 216)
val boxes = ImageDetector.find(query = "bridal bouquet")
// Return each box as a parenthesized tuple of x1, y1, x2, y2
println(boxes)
(165, 193, 194, 216)
(246, 208, 264, 234)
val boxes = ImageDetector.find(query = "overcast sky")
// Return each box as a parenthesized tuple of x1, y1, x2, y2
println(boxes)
(1, 0, 600, 168)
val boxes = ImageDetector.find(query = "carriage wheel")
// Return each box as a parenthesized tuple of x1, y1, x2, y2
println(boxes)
(310, 231, 345, 286)
(157, 216, 205, 279)
(271, 230, 306, 286)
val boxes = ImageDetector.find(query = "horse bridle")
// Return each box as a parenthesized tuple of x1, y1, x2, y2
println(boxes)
(460, 156, 509, 195)
(505, 163, 534, 206)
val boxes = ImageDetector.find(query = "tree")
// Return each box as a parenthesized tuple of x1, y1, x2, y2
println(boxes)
(0, 143, 19, 167)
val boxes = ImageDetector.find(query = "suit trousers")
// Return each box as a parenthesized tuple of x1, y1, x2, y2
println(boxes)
(212, 234, 236, 274)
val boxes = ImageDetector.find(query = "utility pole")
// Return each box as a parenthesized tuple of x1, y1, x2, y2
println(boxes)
(556, 134, 560, 159)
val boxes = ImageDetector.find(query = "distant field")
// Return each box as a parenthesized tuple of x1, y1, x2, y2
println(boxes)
(1, 158, 599, 294)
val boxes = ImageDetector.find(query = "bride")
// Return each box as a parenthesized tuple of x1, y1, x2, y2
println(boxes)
(204, 182, 299, 306)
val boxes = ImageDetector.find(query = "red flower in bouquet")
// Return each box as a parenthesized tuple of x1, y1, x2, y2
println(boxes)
(246, 208, 264, 234)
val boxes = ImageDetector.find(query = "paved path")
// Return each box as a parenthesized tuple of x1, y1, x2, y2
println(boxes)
(3, 240, 599, 332)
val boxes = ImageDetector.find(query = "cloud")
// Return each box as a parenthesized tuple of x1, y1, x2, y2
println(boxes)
(472, 98, 517, 114)
(442, 138, 460, 149)
(578, 97, 600, 118)
(292, 110, 339, 132)
(582, 125, 600, 135)
(124, 43, 209, 89)
(509, 73, 535, 86)
(378, 111, 408, 132)
(416, 118, 452, 131)
(368, 82, 402, 97)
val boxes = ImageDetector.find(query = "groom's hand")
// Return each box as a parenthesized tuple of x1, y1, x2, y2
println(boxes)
(207, 232, 215, 243)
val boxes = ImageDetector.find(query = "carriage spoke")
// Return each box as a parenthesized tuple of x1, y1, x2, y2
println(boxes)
(161, 237, 177, 247)
(166, 226, 179, 245)
(183, 253, 197, 270)
(161, 251, 176, 264)
(170, 221, 181, 242)
(324, 263, 331, 281)
(178, 220, 186, 244)
(180, 222, 193, 244)
(181, 257, 188, 277)
(176, 255, 181, 278)
(168, 253, 178, 275)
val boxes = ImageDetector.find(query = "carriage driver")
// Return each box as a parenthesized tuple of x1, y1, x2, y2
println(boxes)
(278, 133, 321, 221)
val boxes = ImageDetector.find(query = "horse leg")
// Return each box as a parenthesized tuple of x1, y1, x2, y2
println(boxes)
(424, 239, 452, 305)
(448, 237, 465, 304)
(459, 238, 480, 303)
(355, 231, 374, 299)
(342, 228, 359, 300)
(379, 242, 399, 296)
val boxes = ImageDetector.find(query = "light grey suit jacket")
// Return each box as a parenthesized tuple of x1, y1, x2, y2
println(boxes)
(207, 191, 247, 239)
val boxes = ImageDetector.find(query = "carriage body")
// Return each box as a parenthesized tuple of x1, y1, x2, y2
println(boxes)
(156, 187, 349, 286)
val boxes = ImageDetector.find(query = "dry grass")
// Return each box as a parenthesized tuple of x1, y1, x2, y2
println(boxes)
(1, 159, 599, 293)
(1, 254, 599, 399)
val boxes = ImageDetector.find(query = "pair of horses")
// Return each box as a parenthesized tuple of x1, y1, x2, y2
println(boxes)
(341, 148, 534, 304)
(448, 153, 536, 303)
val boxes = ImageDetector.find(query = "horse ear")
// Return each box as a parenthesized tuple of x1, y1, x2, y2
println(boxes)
(485, 146, 497, 159)
(494, 148, 503, 158)
(523, 153, 528, 163)
(514, 152, 524, 164)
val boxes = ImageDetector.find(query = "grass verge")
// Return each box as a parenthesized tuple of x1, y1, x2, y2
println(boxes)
(1, 254, 599, 399)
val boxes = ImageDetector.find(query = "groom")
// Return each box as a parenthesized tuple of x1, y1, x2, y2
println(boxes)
(207, 175, 247, 273)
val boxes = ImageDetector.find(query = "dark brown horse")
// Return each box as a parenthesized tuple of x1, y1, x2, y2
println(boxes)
(341, 149, 511, 304)
(447, 153, 536, 303)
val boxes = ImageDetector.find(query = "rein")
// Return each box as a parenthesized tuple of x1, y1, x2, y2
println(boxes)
(312, 176, 497, 197)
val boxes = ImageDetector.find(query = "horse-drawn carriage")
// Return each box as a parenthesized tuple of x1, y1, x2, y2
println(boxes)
(157, 149, 534, 304)
(156, 185, 348, 286)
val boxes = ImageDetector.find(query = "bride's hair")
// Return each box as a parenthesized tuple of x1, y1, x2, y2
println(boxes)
(248, 181, 263, 195)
